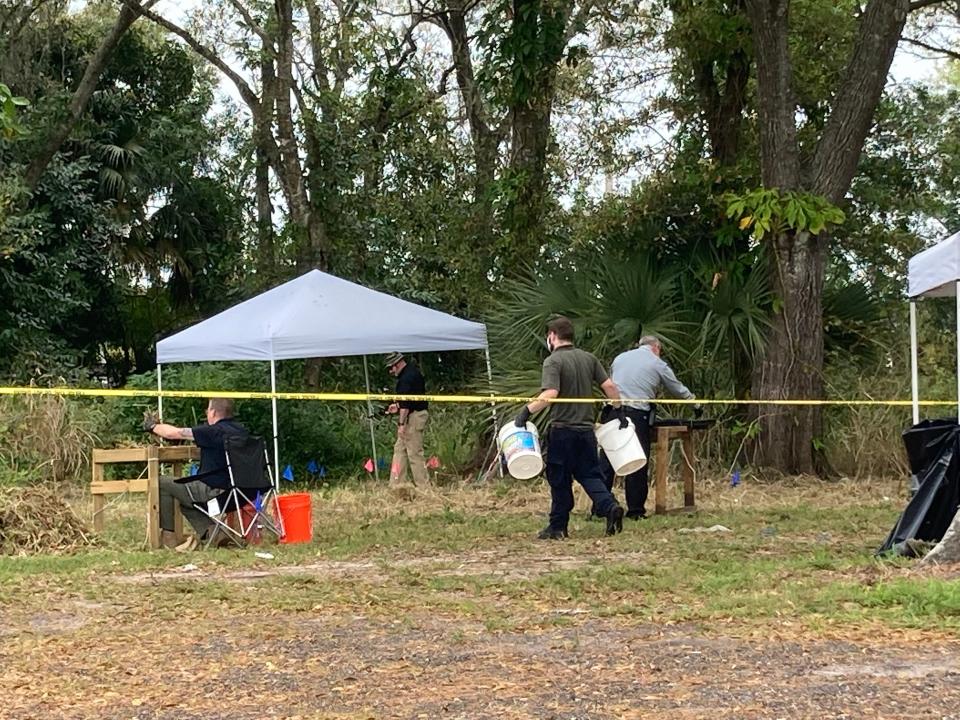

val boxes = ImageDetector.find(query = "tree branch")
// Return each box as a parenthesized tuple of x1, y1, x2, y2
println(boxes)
(226, 0, 273, 50)
(903, 35, 960, 61)
(119, 0, 260, 110)
(23, 0, 160, 190)
(811, 0, 911, 203)
(564, 0, 596, 45)
(908, 0, 947, 11)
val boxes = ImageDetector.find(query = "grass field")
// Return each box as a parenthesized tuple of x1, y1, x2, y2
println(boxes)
(2, 474, 959, 719)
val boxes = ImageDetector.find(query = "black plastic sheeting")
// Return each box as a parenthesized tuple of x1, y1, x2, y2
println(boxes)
(878, 419, 960, 556)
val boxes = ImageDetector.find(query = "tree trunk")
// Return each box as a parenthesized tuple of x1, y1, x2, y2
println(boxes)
(274, 0, 329, 271)
(253, 52, 276, 280)
(743, 0, 914, 473)
(744, 0, 814, 472)
(752, 230, 826, 473)
(254, 136, 275, 277)
(505, 90, 555, 273)
(23, 1, 156, 190)
(502, 0, 574, 276)
(743, 0, 801, 189)
(439, 0, 506, 300)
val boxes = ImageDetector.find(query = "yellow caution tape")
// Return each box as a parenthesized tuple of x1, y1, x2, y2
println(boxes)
(0, 386, 950, 406)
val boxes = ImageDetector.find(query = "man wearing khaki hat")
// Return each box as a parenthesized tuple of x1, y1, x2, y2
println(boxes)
(384, 352, 429, 486)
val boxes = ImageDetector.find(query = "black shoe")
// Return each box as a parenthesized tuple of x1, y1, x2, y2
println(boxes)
(537, 526, 568, 540)
(625, 511, 647, 520)
(605, 505, 624, 536)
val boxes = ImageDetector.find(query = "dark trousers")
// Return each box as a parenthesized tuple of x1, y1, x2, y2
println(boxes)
(600, 407, 651, 517)
(159, 476, 221, 537)
(546, 426, 618, 531)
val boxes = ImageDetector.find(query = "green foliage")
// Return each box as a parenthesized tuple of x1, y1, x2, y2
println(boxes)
(0, 82, 30, 139)
(0, 9, 244, 382)
(725, 188, 846, 239)
(486, 240, 772, 412)
(822, 279, 884, 360)
(0, 157, 121, 379)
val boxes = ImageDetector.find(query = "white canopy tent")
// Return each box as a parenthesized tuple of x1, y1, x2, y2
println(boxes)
(907, 229, 960, 425)
(155, 270, 492, 484)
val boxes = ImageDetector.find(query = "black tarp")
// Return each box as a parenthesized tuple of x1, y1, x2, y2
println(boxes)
(878, 419, 960, 555)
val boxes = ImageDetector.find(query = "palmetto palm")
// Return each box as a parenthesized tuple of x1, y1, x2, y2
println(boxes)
(485, 250, 775, 408)
(693, 256, 773, 398)
(486, 254, 692, 404)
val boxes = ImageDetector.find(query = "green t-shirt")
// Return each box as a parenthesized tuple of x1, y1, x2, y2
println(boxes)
(541, 345, 609, 428)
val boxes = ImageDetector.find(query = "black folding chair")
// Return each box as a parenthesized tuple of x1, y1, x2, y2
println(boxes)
(201, 435, 283, 548)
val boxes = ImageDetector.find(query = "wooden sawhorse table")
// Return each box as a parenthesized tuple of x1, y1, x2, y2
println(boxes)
(652, 425, 697, 515)
(91, 445, 200, 548)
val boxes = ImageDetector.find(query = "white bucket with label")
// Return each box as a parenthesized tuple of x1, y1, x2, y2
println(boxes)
(595, 417, 646, 476)
(497, 421, 544, 479)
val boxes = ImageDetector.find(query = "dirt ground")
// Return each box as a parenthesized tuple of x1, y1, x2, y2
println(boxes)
(3, 549, 959, 720)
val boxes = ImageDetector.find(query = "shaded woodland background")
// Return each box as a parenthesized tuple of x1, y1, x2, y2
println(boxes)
(2, 0, 960, 481)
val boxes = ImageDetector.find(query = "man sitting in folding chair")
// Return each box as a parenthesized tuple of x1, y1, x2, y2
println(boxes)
(201, 433, 280, 549)
(144, 397, 275, 551)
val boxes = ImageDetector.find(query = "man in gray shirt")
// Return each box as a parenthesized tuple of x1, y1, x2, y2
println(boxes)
(600, 335, 698, 519)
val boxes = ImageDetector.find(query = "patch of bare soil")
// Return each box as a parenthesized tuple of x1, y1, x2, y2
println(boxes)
(118, 549, 633, 585)
(2, 588, 959, 719)
(2, 474, 955, 720)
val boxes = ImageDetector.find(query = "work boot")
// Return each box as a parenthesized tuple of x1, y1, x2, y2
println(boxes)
(605, 504, 624, 536)
(160, 530, 179, 549)
(625, 510, 647, 521)
(537, 526, 568, 540)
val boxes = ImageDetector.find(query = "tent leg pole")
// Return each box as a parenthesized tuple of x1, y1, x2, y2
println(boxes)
(484, 347, 497, 426)
(910, 300, 919, 426)
(363, 355, 379, 481)
(271, 359, 280, 492)
(157, 363, 163, 421)
(484, 346, 501, 478)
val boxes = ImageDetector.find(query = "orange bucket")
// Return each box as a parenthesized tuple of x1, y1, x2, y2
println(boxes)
(276, 493, 313, 544)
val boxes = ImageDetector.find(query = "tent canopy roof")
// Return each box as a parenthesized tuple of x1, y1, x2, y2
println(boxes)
(909, 230, 960, 298)
(156, 270, 488, 363)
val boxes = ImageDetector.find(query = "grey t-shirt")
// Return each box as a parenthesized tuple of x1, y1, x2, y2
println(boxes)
(541, 345, 609, 428)
(611, 345, 694, 411)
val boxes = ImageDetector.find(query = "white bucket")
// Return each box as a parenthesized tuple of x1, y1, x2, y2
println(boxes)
(497, 421, 544, 480)
(595, 417, 647, 476)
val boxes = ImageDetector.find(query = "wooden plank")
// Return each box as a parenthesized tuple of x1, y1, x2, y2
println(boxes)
(91, 479, 149, 494)
(682, 432, 696, 509)
(147, 446, 161, 549)
(92, 461, 105, 532)
(157, 446, 200, 462)
(92, 448, 148, 463)
(654, 427, 670, 515)
(91, 445, 197, 464)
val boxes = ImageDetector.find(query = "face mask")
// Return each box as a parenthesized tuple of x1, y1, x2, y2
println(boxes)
(545, 337, 554, 352)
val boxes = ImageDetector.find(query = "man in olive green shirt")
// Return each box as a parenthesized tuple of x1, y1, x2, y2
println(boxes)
(515, 316, 626, 539)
